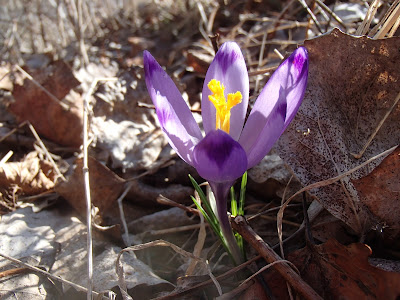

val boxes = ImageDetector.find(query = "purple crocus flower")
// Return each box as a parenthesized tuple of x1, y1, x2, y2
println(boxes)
(144, 42, 308, 263)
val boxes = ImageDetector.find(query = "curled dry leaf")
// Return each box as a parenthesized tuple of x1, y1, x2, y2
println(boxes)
(9, 60, 83, 147)
(276, 28, 400, 236)
(0, 151, 56, 196)
(55, 157, 125, 217)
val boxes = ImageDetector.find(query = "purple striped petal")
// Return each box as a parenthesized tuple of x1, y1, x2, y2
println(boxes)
(193, 130, 247, 183)
(202, 42, 249, 141)
(144, 51, 203, 165)
(239, 47, 309, 169)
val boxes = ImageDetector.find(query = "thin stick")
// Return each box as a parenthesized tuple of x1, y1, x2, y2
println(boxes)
(231, 216, 323, 300)
(0, 120, 27, 143)
(315, 0, 346, 29)
(83, 77, 117, 300)
(0, 150, 13, 167)
(297, 0, 323, 33)
(279, 175, 294, 259)
(117, 182, 134, 246)
(83, 76, 94, 300)
(28, 122, 65, 182)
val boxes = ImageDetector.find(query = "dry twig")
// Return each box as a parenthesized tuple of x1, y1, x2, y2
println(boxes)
(231, 216, 323, 300)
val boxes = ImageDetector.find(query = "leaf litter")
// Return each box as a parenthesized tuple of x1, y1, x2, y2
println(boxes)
(0, 0, 399, 299)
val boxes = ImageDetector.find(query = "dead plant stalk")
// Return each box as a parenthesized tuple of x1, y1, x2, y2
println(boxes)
(83, 77, 117, 300)
(231, 216, 323, 300)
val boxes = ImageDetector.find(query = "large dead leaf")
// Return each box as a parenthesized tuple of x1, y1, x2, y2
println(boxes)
(9, 60, 83, 147)
(276, 29, 400, 236)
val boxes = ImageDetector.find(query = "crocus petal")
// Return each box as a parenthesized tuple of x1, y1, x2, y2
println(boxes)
(239, 47, 309, 169)
(144, 51, 203, 165)
(193, 130, 247, 183)
(202, 42, 249, 141)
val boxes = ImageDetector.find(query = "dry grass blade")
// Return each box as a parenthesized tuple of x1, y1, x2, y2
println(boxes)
(186, 191, 207, 276)
(371, 0, 400, 38)
(352, 91, 400, 159)
(215, 279, 253, 300)
(356, 0, 381, 36)
(155, 256, 262, 300)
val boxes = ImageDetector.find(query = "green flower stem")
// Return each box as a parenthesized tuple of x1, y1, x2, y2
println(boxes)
(211, 182, 243, 265)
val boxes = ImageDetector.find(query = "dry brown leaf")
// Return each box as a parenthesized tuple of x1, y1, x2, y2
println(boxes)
(261, 239, 400, 300)
(352, 146, 400, 239)
(0, 151, 56, 195)
(9, 60, 83, 147)
(276, 28, 400, 236)
(55, 157, 125, 217)
(288, 239, 400, 300)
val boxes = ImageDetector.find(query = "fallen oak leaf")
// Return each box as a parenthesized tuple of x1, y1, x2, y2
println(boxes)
(276, 28, 400, 236)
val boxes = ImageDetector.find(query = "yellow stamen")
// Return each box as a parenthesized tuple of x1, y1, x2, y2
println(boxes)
(207, 79, 242, 133)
